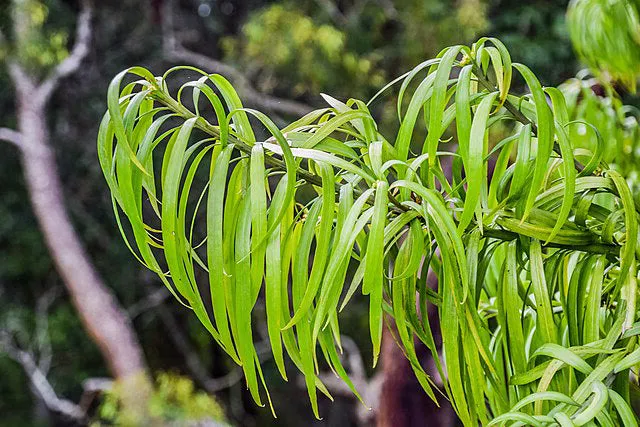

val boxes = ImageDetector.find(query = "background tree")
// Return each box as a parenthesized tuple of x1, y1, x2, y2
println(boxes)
(0, 0, 154, 423)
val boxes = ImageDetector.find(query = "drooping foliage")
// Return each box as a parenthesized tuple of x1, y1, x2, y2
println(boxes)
(567, 0, 640, 91)
(560, 73, 640, 198)
(98, 39, 640, 425)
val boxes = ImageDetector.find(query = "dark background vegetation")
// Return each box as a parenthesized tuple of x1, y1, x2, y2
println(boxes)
(0, 0, 580, 425)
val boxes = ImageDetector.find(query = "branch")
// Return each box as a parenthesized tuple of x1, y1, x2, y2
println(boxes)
(482, 227, 619, 255)
(32, 287, 61, 374)
(127, 286, 170, 319)
(153, 90, 626, 257)
(127, 285, 249, 393)
(37, 0, 93, 104)
(154, 299, 250, 392)
(0, 331, 85, 421)
(315, 335, 380, 426)
(472, 65, 586, 173)
(314, 0, 348, 26)
(0, 127, 23, 150)
(161, 0, 312, 117)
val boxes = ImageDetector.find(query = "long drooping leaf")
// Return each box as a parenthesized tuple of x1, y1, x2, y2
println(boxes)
(100, 38, 640, 425)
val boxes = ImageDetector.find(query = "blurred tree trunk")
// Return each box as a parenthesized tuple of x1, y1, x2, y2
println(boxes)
(377, 157, 457, 427)
(377, 318, 455, 427)
(2, 0, 153, 422)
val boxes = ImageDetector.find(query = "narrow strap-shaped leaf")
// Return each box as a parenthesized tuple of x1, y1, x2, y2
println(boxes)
(572, 382, 609, 425)
(531, 344, 593, 375)
(511, 391, 578, 412)
(529, 239, 558, 344)
(608, 389, 639, 427)
(107, 69, 151, 172)
(391, 180, 469, 300)
(250, 143, 268, 300)
(608, 170, 638, 329)
(503, 241, 527, 375)
(426, 45, 463, 167)
(291, 199, 323, 419)
(458, 91, 498, 233)
(455, 65, 473, 156)
(313, 189, 375, 341)
(395, 73, 437, 162)
(208, 74, 255, 141)
(207, 144, 240, 363)
(286, 163, 335, 328)
(363, 180, 389, 366)
(391, 226, 438, 403)
(554, 412, 576, 427)
(583, 255, 605, 344)
(234, 196, 263, 406)
(513, 63, 554, 221)
(264, 177, 292, 380)
(318, 330, 366, 406)
(546, 122, 576, 243)
(487, 412, 546, 427)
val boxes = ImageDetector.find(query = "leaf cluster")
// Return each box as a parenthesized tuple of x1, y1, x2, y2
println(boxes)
(99, 38, 640, 425)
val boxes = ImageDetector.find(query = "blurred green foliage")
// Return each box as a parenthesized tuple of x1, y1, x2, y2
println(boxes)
(9, 0, 70, 74)
(561, 74, 640, 199)
(222, 5, 384, 96)
(567, 0, 640, 91)
(222, 0, 489, 100)
(92, 372, 227, 426)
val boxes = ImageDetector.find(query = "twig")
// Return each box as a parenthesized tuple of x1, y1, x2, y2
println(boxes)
(314, 0, 348, 26)
(472, 65, 586, 173)
(315, 335, 380, 426)
(0, 331, 85, 421)
(0, 127, 23, 150)
(33, 287, 61, 374)
(128, 284, 252, 393)
(127, 286, 170, 319)
(161, 0, 312, 117)
(153, 90, 625, 255)
(78, 377, 113, 413)
(37, 0, 93, 105)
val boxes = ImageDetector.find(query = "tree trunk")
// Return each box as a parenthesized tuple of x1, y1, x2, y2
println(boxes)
(14, 76, 153, 421)
(377, 321, 455, 427)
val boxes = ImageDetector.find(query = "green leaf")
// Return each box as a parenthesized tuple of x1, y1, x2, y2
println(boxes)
(364, 180, 389, 366)
(458, 91, 498, 233)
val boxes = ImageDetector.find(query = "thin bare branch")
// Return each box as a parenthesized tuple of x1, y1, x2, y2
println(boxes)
(314, 335, 379, 426)
(78, 377, 113, 412)
(33, 287, 61, 374)
(127, 286, 170, 319)
(152, 297, 245, 393)
(37, 0, 93, 104)
(0, 331, 85, 421)
(128, 283, 252, 393)
(162, 0, 312, 117)
(314, 0, 348, 26)
(0, 127, 23, 149)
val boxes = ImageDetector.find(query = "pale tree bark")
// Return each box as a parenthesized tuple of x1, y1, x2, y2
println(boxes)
(1, 0, 153, 421)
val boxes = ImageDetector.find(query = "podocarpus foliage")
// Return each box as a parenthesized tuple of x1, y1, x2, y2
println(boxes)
(567, 0, 640, 91)
(98, 38, 640, 425)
